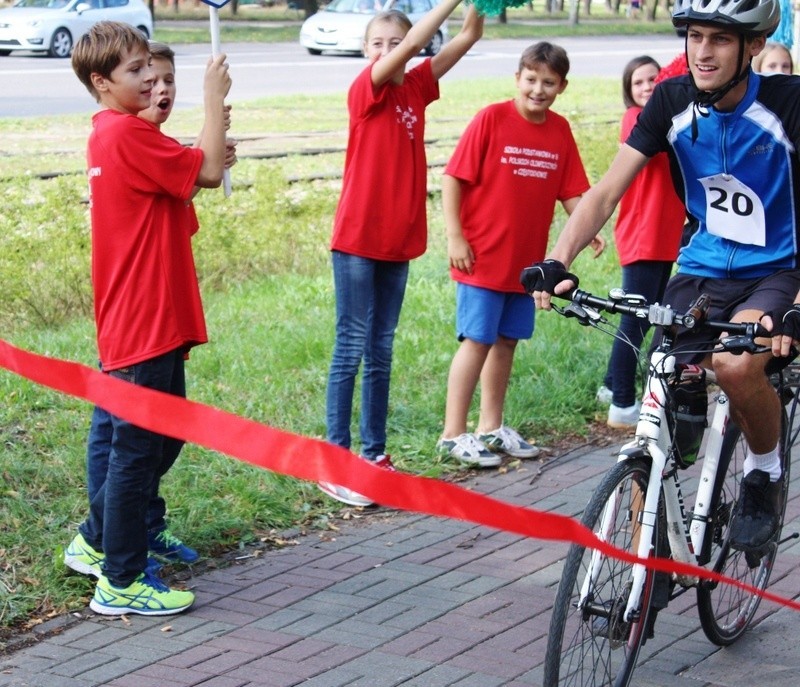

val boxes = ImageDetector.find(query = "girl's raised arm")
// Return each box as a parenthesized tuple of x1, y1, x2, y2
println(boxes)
(431, 5, 484, 80)
(370, 0, 463, 87)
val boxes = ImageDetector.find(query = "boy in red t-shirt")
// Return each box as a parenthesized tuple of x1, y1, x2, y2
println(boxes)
(438, 42, 599, 467)
(65, 21, 230, 616)
(66, 39, 238, 577)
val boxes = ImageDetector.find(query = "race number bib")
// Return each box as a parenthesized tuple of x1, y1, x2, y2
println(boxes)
(699, 174, 765, 246)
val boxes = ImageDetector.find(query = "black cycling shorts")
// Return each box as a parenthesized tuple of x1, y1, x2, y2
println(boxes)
(655, 270, 800, 363)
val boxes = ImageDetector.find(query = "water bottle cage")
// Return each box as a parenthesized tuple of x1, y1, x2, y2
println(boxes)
(668, 365, 708, 468)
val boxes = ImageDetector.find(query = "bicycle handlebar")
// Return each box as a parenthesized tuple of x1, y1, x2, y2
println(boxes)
(556, 288, 772, 356)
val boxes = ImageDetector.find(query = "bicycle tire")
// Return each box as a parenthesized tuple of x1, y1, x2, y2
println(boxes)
(544, 458, 660, 687)
(696, 407, 790, 645)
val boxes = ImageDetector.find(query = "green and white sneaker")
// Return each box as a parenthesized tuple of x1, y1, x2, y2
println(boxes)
(64, 532, 104, 578)
(63, 533, 162, 579)
(90, 572, 195, 616)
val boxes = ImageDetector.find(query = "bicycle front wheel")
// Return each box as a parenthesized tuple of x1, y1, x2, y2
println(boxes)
(544, 458, 659, 687)
(696, 412, 789, 645)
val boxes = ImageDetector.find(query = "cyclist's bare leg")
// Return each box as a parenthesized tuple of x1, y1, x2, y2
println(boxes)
(477, 335, 518, 433)
(442, 338, 491, 438)
(711, 309, 780, 456)
(713, 310, 782, 551)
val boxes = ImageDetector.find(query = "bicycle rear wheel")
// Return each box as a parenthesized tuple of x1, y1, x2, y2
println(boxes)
(696, 410, 790, 645)
(544, 458, 660, 687)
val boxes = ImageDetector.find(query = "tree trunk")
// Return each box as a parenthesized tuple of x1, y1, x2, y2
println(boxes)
(499, 8, 507, 23)
(568, 0, 579, 25)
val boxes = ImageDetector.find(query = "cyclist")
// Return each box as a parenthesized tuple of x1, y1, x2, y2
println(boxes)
(522, 0, 800, 555)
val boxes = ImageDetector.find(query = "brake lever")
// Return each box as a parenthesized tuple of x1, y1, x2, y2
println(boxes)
(718, 334, 770, 356)
(553, 302, 605, 326)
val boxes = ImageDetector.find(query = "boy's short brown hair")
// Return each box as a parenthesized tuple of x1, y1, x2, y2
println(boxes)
(148, 40, 176, 67)
(71, 21, 150, 102)
(518, 41, 570, 81)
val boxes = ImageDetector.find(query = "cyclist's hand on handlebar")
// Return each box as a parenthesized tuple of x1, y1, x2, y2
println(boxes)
(762, 304, 800, 357)
(520, 259, 579, 310)
(447, 235, 475, 275)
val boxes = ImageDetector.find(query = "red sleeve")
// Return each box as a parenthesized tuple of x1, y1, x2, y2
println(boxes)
(406, 58, 440, 108)
(348, 58, 440, 120)
(445, 105, 493, 185)
(556, 118, 591, 202)
(620, 106, 643, 143)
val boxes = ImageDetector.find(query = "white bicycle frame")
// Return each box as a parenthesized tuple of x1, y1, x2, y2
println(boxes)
(579, 347, 732, 623)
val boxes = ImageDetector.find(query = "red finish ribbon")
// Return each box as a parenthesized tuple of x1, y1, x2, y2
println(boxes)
(1, 338, 798, 611)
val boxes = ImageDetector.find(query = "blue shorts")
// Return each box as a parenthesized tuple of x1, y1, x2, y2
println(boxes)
(455, 283, 535, 345)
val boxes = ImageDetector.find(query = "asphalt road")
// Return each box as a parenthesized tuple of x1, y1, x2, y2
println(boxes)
(0, 34, 683, 118)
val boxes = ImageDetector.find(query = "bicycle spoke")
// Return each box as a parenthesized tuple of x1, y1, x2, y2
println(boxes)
(544, 459, 657, 687)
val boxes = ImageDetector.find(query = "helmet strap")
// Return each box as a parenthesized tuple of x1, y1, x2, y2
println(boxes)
(685, 33, 751, 143)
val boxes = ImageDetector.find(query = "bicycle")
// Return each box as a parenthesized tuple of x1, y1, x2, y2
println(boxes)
(542, 288, 800, 687)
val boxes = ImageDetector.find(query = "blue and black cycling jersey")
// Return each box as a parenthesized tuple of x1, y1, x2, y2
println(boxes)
(627, 70, 800, 279)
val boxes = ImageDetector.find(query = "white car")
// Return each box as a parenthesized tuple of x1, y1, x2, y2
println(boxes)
(0, 0, 153, 58)
(300, 0, 448, 57)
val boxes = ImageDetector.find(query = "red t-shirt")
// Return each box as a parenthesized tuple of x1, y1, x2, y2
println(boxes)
(445, 101, 590, 292)
(87, 110, 207, 371)
(331, 59, 439, 261)
(615, 106, 685, 265)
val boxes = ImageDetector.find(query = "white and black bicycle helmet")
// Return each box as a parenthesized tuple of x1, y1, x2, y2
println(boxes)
(672, 0, 781, 37)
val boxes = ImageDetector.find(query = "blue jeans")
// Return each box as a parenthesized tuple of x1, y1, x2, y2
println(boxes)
(85, 406, 182, 537)
(603, 261, 673, 408)
(79, 349, 185, 587)
(326, 251, 409, 459)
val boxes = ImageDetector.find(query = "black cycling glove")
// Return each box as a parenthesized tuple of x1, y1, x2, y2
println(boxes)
(520, 259, 579, 295)
(764, 304, 800, 340)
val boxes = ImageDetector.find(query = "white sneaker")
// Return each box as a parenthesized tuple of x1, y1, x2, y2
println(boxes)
(318, 481, 374, 507)
(437, 433, 501, 468)
(607, 402, 641, 429)
(478, 426, 540, 459)
(596, 385, 613, 406)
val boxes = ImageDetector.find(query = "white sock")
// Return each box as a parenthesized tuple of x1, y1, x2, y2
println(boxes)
(743, 446, 782, 482)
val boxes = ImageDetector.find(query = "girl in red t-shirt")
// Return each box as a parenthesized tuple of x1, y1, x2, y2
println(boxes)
(321, 1, 484, 507)
(599, 55, 686, 428)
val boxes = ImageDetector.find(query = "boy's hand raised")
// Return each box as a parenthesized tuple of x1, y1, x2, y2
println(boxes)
(196, 54, 233, 189)
(204, 53, 232, 102)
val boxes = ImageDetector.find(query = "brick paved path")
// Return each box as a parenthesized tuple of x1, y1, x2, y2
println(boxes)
(1, 441, 798, 686)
